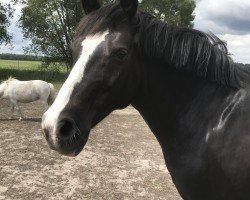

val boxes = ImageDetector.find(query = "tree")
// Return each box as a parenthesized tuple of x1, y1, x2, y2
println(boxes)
(19, 0, 83, 69)
(103, 0, 196, 27)
(139, 0, 196, 27)
(0, 2, 14, 45)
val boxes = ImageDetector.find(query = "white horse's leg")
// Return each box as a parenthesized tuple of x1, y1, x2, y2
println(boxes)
(9, 103, 15, 119)
(14, 102, 24, 121)
(41, 95, 49, 111)
(44, 102, 49, 111)
(41, 98, 49, 110)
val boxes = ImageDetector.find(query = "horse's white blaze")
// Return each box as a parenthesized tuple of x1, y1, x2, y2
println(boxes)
(42, 31, 109, 142)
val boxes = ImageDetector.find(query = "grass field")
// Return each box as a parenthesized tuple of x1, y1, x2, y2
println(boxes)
(0, 60, 42, 69)
(0, 60, 67, 88)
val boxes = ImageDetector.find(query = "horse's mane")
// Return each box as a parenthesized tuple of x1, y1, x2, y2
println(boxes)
(136, 12, 249, 88)
(76, 3, 249, 88)
(2, 77, 18, 84)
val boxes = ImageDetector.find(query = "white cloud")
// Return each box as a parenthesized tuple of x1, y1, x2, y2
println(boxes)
(220, 34, 250, 64)
(1, 0, 13, 3)
(194, 0, 250, 63)
(194, 0, 250, 35)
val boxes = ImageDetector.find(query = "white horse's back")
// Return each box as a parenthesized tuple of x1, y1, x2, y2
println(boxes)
(0, 78, 56, 120)
(7, 80, 51, 103)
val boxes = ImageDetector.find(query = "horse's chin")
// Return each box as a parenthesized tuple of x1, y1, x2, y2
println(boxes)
(55, 142, 85, 157)
(59, 145, 85, 157)
(47, 134, 88, 157)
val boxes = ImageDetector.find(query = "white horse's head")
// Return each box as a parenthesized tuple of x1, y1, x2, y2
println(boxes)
(0, 77, 16, 98)
(0, 81, 7, 98)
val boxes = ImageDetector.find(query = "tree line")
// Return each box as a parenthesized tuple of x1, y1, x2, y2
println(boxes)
(237, 63, 250, 70)
(0, 53, 43, 61)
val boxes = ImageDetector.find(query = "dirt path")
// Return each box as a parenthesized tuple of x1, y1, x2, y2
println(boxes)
(0, 99, 181, 200)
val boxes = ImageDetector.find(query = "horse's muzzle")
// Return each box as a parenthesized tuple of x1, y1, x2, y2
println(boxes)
(42, 116, 88, 157)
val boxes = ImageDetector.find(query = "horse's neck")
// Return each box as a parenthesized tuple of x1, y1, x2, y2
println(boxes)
(132, 64, 236, 148)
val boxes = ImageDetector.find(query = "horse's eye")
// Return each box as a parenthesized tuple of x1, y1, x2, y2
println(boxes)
(111, 48, 128, 60)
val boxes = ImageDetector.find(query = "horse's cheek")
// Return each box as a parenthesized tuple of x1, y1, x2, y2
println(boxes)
(108, 72, 121, 87)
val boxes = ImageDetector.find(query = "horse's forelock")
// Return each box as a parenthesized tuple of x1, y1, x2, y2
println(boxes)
(7, 77, 18, 82)
(75, 3, 127, 38)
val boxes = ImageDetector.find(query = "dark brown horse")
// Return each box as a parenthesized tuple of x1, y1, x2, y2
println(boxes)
(42, 0, 250, 199)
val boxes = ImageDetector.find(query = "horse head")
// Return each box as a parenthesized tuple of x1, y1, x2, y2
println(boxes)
(42, 0, 140, 156)
(0, 80, 8, 98)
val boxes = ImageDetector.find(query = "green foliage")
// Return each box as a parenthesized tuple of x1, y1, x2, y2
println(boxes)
(19, 0, 83, 69)
(139, 0, 196, 27)
(0, 2, 14, 44)
(102, 0, 196, 27)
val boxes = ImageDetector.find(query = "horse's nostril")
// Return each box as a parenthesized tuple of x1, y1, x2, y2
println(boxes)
(58, 119, 75, 138)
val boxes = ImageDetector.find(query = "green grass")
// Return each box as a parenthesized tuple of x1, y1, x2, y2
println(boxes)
(0, 60, 42, 69)
(0, 60, 67, 89)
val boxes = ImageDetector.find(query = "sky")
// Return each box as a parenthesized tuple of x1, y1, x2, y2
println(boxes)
(0, 0, 249, 63)
(0, 0, 30, 55)
(193, 0, 250, 64)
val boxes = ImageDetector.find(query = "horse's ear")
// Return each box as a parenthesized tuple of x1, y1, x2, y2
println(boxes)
(120, 0, 138, 19)
(81, 0, 101, 14)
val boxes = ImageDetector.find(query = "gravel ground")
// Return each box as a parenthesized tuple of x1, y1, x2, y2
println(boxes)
(0, 99, 181, 200)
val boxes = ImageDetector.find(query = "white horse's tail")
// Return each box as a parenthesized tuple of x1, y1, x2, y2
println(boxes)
(47, 83, 56, 106)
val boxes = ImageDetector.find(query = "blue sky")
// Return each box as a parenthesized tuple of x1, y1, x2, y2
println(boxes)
(0, 0, 250, 63)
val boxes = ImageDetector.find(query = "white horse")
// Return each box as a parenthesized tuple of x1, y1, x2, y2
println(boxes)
(0, 77, 56, 120)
